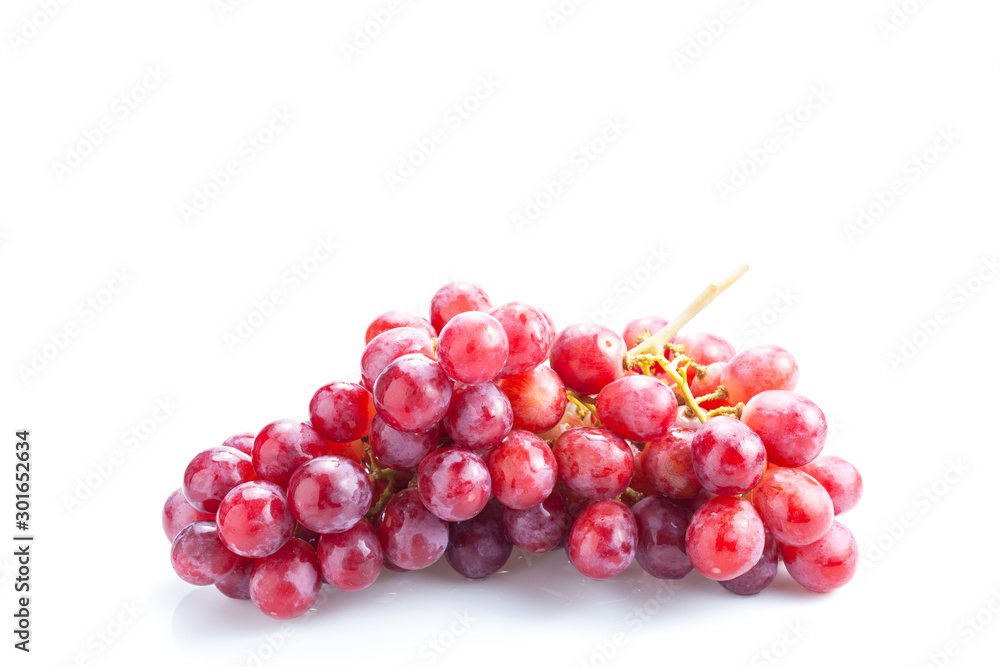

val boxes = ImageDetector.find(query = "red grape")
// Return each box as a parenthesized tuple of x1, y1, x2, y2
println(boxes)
(553, 427, 634, 501)
(673, 332, 735, 380)
(631, 496, 692, 580)
(162, 488, 214, 542)
(287, 456, 373, 534)
(691, 416, 767, 496)
(170, 521, 239, 586)
(719, 533, 779, 596)
(417, 447, 491, 521)
(360, 326, 436, 391)
(430, 281, 492, 333)
(250, 538, 322, 619)
(501, 491, 568, 553)
(365, 310, 435, 344)
(750, 467, 834, 547)
(215, 557, 254, 600)
(690, 361, 728, 411)
(221, 432, 255, 456)
(596, 375, 678, 442)
(641, 428, 701, 499)
(216, 481, 295, 558)
(445, 500, 512, 579)
(369, 415, 440, 470)
(723, 344, 799, 405)
(373, 354, 454, 433)
(378, 488, 449, 570)
(486, 430, 557, 510)
(490, 302, 555, 377)
(317, 519, 383, 591)
(309, 381, 375, 443)
(442, 382, 513, 450)
(568, 499, 638, 580)
(437, 312, 509, 384)
(780, 521, 858, 593)
(252, 420, 328, 487)
(622, 316, 669, 348)
(550, 323, 626, 394)
(182, 446, 256, 514)
(685, 496, 765, 581)
(741, 390, 826, 467)
(496, 365, 567, 433)
(799, 455, 863, 515)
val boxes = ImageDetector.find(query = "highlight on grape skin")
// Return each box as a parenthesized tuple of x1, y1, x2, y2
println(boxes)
(162, 270, 864, 619)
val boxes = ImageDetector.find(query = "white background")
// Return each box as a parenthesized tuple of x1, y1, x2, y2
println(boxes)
(3, 1, 999, 666)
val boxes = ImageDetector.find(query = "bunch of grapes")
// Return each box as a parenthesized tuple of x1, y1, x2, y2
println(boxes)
(164, 273, 863, 619)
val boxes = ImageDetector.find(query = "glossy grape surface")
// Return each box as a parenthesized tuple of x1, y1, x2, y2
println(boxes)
(567, 500, 638, 580)
(216, 481, 295, 558)
(250, 538, 322, 619)
(373, 354, 454, 433)
(549, 323, 626, 394)
(553, 427, 634, 501)
(417, 447, 492, 521)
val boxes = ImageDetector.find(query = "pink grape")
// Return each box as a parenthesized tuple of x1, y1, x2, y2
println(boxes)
(417, 447, 491, 521)
(781, 521, 858, 593)
(373, 354, 454, 433)
(673, 332, 735, 380)
(430, 282, 492, 333)
(369, 415, 440, 470)
(631, 496, 692, 580)
(567, 499, 638, 580)
(622, 316, 669, 348)
(690, 362, 729, 411)
(685, 496, 765, 581)
(501, 491, 568, 553)
(553, 427, 634, 501)
(250, 538, 322, 619)
(741, 390, 827, 467)
(361, 326, 436, 391)
(215, 557, 254, 600)
(596, 375, 678, 442)
(170, 521, 240, 586)
(799, 455, 863, 515)
(641, 428, 701, 499)
(496, 365, 567, 433)
(691, 416, 767, 496)
(216, 481, 295, 558)
(719, 533, 779, 596)
(442, 382, 513, 450)
(182, 446, 256, 514)
(445, 500, 512, 579)
(550, 324, 626, 394)
(750, 467, 834, 547)
(723, 344, 799, 405)
(365, 310, 435, 344)
(490, 302, 555, 377)
(252, 420, 328, 487)
(378, 488, 449, 570)
(287, 456, 373, 534)
(317, 519, 383, 592)
(309, 381, 375, 443)
(221, 432, 255, 455)
(162, 488, 214, 542)
(486, 430, 557, 510)
(437, 312, 509, 384)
